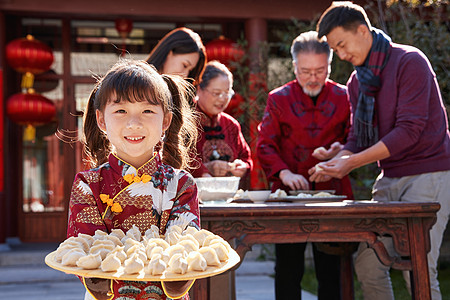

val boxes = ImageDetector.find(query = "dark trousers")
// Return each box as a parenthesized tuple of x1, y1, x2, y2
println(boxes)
(275, 243, 341, 300)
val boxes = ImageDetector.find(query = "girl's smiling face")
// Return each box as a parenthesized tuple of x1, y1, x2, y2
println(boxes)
(96, 96, 172, 168)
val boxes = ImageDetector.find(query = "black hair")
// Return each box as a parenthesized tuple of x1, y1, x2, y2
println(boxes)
(146, 27, 207, 85)
(317, 1, 372, 39)
(198, 60, 233, 90)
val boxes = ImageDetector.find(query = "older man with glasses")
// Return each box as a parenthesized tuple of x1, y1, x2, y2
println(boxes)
(256, 31, 353, 300)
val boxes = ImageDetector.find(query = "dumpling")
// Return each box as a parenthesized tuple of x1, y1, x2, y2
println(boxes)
(198, 247, 221, 266)
(76, 234, 94, 247)
(109, 228, 125, 240)
(149, 246, 170, 263)
(183, 226, 198, 236)
(55, 244, 80, 262)
(187, 251, 207, 272)
(150, 238, 170, 250)
(126, 244, 145, 257)
(166, 224, 183, 235)
(210, 243, 229, 262)
(109, 245, 127, 263)
(178, 240, 198, 253)
(59, 237, 88, 253)
(168, 253, 188, 275)
(123, 253, 144, 274)
(202, 235, 223, 247)
(144, 225, 160, 239)
(61, 248, 86, 266)
(90, 244, 115, 260)
(210, 239, 232, 252)
(101, 252, 122, 272)
(178, 234, 199, 249)
(165, 231, 181, 246)
(123, 237, 142, 253)
(76, 253, 102, 269)
(145, 254, 167, 276)
(105, 235, 123, 246)
(92, 239, 115, 248)
(126, 245, 147, 263)
(165, 244, 187, 258)
(126, 225, 142, 241)
(193, 229, 213, 246)
(93, 229, 108, 240)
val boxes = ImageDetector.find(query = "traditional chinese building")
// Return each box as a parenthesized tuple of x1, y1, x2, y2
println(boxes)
(0, 0, 372, 245)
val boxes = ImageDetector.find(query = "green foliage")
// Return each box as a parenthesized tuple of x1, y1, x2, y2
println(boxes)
(367, 0, 450, 107)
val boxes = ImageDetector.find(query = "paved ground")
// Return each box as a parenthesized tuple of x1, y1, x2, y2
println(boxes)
(0, 242, 317, 300)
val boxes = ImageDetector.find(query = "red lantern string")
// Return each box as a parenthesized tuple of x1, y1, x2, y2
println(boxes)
(205, 36, 245, 67)
(6, 35, 54, 89)
(6, 89, 56, 141)
(115, 19, 133, 57)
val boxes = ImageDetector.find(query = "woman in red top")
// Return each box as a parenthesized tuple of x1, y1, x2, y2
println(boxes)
(191, 61, 252, 178)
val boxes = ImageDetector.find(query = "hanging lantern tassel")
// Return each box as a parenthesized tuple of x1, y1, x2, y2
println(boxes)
(23, 124, 36, 142)
(6, 91, 56, 142)
(21, 72, 35, 89)
(115, 19, 133, 57)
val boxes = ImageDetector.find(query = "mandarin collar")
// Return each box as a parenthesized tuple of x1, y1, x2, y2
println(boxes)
(197, 105, 222, 127)
(108, 152, 161, 176)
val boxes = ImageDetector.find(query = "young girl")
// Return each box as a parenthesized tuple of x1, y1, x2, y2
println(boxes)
(191, 61, 252, 179)
(67, 59, 200, 300)
(146, 27, 206, 85)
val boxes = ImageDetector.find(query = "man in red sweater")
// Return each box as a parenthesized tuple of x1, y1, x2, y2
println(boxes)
(257, 30, 353, 300)
(312, 2, 450, 300)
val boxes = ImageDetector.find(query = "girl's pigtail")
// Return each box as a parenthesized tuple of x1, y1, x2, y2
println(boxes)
(161, 75, 198, 170)
(82, 85, 111, 167)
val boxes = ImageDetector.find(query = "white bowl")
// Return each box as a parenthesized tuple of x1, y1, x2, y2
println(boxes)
(195, 177, 240, 201)
(247, 190, 271, 203)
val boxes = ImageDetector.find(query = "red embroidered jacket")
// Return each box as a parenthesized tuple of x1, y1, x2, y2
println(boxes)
(67, 153, 199, 300)
(257, 79, 353, 198)
(191, 107, 253, 178)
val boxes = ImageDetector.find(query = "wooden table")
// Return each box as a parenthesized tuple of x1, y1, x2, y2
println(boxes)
(191, 201, 439, 300)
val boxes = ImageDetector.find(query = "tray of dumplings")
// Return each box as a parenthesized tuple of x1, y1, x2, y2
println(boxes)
(45, 225, 240, 281)
(264, 189, 347, 203)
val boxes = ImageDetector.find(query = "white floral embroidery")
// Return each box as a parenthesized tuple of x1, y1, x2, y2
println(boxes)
(127, 181, 154, 197)
(77, 181, 93, 195)
(168, 211, 198, 229)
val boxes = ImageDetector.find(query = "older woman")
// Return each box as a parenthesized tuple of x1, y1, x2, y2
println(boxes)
(192, 61, 252, 178)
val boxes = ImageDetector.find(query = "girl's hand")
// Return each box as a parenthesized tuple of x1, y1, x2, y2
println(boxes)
(83, 277, 112, 300)
(162, 280, 194, 299)
(204, 160, 230, 177)
(228, 159, 248, 178)
(279, 169, 309, 190)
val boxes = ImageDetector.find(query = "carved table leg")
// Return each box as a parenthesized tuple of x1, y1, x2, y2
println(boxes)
(340, 254, 354, 300)
(408, 218, 431, 300)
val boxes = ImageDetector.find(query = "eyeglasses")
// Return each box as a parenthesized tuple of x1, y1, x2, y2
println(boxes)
(204, 89, 235, 99)
(298, 67, 328, 78)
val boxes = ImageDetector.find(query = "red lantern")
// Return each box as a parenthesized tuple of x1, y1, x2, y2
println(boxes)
(115, 18, 133, 39)
(6, 90, 56, 141)
(205, 36, 244, 67)
(224, 93, 245, 116)
(6, 35, 54, 89)
(115, 19, 133, 57)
